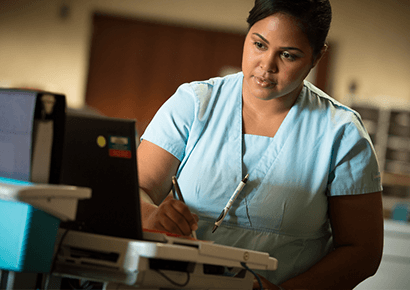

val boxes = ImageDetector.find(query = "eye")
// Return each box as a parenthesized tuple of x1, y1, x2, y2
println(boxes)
(281, 51, 296, 61)
(254, 41, 267, 50)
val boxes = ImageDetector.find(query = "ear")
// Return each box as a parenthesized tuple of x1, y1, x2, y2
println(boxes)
(312, 44, 328, 68)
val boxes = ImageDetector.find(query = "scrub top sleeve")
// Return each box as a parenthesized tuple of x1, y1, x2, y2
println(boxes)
(141, 83, 198, 161)
(327, 119, 383, 196)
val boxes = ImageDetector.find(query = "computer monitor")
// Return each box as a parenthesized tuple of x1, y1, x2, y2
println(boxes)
(0, 88, 65, 183)
(59, 110, 142, 240)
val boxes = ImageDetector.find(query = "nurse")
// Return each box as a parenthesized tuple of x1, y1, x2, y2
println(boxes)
(137, 0, 384, 289)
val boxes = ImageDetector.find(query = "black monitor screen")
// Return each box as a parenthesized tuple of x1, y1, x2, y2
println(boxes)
(59, 111, 142, 240)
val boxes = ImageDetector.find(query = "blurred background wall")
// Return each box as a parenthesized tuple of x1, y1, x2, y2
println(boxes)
(1, 1, 410, 287)
(1, 0, 409, 110)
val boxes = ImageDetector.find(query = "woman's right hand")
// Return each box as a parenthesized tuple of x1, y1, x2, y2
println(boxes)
(137, 140, 197, 236)
(145, 195, 198, 236)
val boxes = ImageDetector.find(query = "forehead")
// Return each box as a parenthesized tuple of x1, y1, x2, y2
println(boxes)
(249, 13, 311, 48)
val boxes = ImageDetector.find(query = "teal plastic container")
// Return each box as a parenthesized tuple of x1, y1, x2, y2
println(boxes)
(0, 199, 60, 272)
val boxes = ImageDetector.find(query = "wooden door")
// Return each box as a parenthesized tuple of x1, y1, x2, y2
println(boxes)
(85, 13, 245, 135)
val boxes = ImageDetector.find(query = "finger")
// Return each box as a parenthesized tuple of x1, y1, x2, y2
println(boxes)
(158, 214, 185, 235)
(192, 213, 199, 223)
(256, 274, 277, 290)
(253, 277, 261, 290)
(253, 275, 269, 290)
(163, 194, 174, 202)
(170, 200, 198, 232)
(160, 195, 198, 234)
(164, 205, 193, 235)
(191, 213, 199, 231)
(156, 200, 192, 235)
(155, 206, 186, 235)
(148, 200, 183, 235)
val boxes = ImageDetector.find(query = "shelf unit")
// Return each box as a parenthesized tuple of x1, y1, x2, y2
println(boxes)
(352, 103, 410, 288)
(352, 104, 410, 219)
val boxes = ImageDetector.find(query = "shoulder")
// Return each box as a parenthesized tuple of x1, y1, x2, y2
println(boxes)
(298, 81, 372, 148)
(184, 72, 243, 96)
(176, 72, 243, 120)
(301, 80, 363, 127)
(174, 72, 242, 101)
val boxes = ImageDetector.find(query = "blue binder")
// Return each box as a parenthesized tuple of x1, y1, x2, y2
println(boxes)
(0, 199, 60, 272)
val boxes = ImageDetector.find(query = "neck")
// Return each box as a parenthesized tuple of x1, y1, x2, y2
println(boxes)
(242, 86, 302, 119)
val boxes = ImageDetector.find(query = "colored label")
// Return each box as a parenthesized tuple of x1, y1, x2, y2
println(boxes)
(109, 149, 132, 159)
(108, 136, 132, 159)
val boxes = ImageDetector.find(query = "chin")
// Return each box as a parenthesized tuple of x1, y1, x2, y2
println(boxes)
(252, 87, 281, 100)
(251, 92, 278, 101)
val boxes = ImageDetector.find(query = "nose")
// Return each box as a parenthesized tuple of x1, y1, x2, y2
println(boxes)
(259, 51, 278, 73)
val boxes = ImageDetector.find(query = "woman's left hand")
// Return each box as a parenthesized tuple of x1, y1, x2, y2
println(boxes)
(253, 274, 282, 290)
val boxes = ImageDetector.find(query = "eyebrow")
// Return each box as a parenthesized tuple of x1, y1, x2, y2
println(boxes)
(252, 33, 305, 54)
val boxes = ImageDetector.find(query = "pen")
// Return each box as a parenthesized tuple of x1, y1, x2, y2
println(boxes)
(171, 176, 185, 203)
(171, 176, 197, 239)
(212, 174, 249, 233)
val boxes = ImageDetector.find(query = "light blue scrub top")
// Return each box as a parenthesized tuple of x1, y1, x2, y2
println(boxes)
(141, 72, 382, 285)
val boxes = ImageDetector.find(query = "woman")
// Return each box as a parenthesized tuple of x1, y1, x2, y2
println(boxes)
(137, 0, 384, 289)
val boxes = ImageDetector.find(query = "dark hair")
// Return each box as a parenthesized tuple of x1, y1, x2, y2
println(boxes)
(247, 0, 332, 58)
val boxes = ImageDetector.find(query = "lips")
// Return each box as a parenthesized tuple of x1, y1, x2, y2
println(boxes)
(253, 76, 277, 88)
